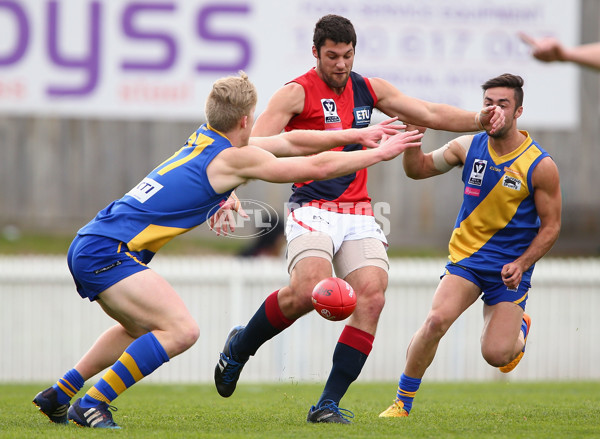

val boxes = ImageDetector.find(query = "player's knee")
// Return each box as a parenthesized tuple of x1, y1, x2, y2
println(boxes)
(422, 313, 450, 340)
(290, 286, 315, 313)
(170, 319, 200, 356)
(288, 273, 329, 312)
(358, 287, 385, 318)
(481, 345, 513, 367)
(278, 284, 314, 317)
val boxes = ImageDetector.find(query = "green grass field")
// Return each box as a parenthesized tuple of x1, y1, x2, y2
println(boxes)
(3, 381, 599, 438)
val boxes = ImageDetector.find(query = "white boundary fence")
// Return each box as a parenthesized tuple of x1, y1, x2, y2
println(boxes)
(1, 256, 599, 383)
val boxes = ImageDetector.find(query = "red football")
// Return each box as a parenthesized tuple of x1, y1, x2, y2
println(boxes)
(311, 277, 357, 321)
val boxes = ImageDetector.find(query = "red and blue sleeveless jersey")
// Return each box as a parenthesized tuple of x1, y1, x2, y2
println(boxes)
(285, 68, 378, 215)
(78, 124, 234, 258)
(449, 130, 550, 277)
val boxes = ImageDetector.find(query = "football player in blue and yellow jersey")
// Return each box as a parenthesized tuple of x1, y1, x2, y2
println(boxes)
(32, 72, 424, 428)
(380, 74, 561, 418)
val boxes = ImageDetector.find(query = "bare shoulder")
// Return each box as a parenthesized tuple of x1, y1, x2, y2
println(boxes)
(268, 82, 305, 111)
(370, 77, 423, 120)
(369, 77, 403, 100)
(253, 82, 305, 136)
(532, 156, 560, 188)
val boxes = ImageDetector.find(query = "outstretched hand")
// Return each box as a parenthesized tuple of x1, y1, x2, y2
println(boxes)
(208, 192, 248, 236)
(359, 117, 405, 148)
(478, 105, 505, 135)
(378, 129, 424, 161)
(519, 32, 565, 63)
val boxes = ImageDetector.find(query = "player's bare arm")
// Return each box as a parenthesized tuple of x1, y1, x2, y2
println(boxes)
(501, 157, 562, 288)
(369, 77, 505, 134)
(211, 116, 405, 234)
(207, 130, 423, 193)
(251, 117, 405, 157)
(519, 32, 600, 71)
(403, 134, 471, 180)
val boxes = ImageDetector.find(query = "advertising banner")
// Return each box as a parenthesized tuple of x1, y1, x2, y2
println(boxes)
(0, 0, 580, 127)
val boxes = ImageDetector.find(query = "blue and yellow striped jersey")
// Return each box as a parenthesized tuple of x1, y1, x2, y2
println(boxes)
(449, 130, 550, 275)
(78, 124, 234, 256)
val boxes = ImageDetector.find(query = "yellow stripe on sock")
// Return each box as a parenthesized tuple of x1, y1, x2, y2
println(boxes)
(104, 369, 127, 396)
(56, 381, 76, 398)
(398, 388, 417, 398)
(119, 352, 145, 382)
(86, 387, 111, 404)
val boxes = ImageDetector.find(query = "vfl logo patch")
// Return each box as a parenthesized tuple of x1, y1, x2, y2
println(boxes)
(502, 175, 522, 191)
(127, 177, 164, 203)
(321, 99, 341, 125)
(353, 106, 371, 127)
(468, 159, 487, 186)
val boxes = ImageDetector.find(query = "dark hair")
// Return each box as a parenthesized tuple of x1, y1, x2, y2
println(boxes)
(481, 73, 524, 107)
(313, 14, 356, 56)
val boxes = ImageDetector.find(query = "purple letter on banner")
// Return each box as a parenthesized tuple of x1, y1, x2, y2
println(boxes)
(195, 4, 251, 73)
(121, 2, 177, 71)
(46, 1, 101, 96)
(0, 0, 29, 66)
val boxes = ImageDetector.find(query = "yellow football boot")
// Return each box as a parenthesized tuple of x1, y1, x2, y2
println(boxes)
(379, 400, 409, 418)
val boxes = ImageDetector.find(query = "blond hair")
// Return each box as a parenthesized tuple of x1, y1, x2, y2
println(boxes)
(205, 71, 258, 132)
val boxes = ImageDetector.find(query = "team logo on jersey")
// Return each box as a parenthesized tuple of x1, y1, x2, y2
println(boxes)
(468, 159, 487, 186)
(126, 177, 164, 203)
(321, 99, 342, 125)
(353, 106, 371, 127)
(502, 175, 522, 191)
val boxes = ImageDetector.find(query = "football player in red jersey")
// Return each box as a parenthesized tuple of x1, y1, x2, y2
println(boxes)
(213, 14, 505, 424)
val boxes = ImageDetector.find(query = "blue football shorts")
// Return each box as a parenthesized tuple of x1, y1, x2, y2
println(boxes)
(443, 262, 530, 310)
(67, 234, 151, 301)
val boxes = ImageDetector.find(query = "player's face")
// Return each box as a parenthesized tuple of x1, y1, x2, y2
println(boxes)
(313, 40, 354, 93)
(483, 87, 523, 138)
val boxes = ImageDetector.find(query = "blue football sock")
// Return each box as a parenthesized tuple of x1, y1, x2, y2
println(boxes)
(231, 291, 293, 361)
(396, 373, 421, 413)
(53, 368, 84, 404)
(317, 326, 374, 406)
(80, 332, 169, 408)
